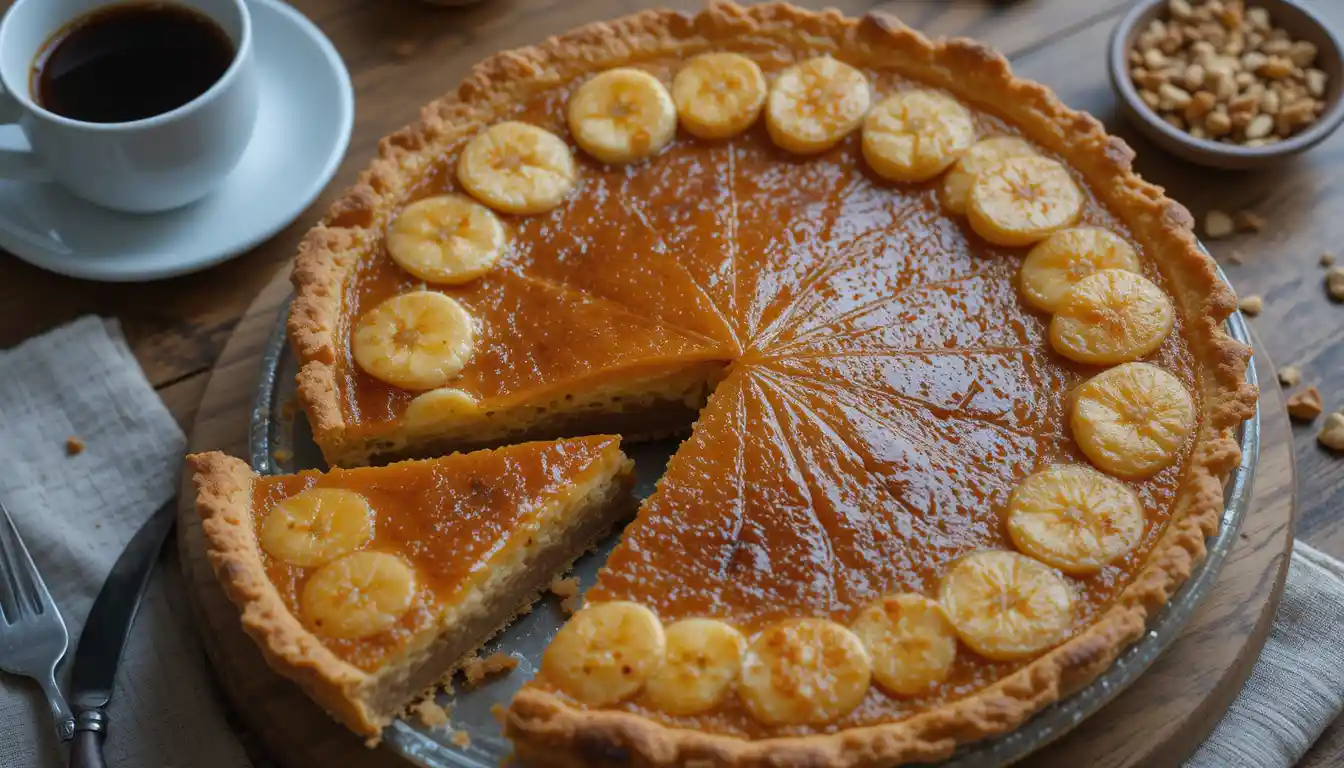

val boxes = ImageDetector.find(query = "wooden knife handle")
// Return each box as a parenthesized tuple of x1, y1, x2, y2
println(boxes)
(68, 710, 107, 768)
(69, 729, 106, 768)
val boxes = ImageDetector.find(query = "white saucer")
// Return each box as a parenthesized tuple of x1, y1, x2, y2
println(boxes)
(0, 0, 354, 281)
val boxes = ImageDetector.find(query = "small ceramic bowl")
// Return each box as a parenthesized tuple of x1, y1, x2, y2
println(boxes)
(1109, 0, 1344, 169)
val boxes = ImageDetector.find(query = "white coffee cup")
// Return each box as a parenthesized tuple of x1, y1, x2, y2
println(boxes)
(0, 0, 258, 213)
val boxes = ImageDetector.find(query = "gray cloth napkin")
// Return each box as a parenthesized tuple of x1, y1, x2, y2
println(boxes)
(0, 315, 1341, 768)
(0, 316, 250, 768)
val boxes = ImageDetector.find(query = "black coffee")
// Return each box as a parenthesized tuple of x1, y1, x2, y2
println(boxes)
(32, 3, 235, 123)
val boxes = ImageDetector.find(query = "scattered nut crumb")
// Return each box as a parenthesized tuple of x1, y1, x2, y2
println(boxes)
(550, 575, 583, 615)
(272, 448, 293, 463)
(1320, 413, 1344, 451)
(462, 652, 518, 688)
(1277, 365, 1301, 387)
(1321, 252, 1336, 267)
(411, 698, 451, 728)
(1234, 210, 1266, 233)
(1238, 294, 1263, 315)
(1287, 386, 1323, 421)
(1205, 209, 1235, 239)
(1326, 266, 1344, 301)
(64, 436, 84, 456)
(1129, 1, 1330, 146)
(452, 730, 471, 749)
(1227, 250, 1244, 265)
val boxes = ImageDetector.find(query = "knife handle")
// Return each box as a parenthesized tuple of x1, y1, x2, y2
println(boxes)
(68, 710, 106, 768)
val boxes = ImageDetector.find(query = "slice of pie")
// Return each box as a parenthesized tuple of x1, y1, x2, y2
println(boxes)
(187, 436, 634, 736)
(256, 2, 1260, 764)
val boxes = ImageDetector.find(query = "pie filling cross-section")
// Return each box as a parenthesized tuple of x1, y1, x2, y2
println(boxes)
(187, 437, 635, 736)
(204, 2, 1263, 765)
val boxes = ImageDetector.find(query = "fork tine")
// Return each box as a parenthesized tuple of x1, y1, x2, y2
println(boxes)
(0, 501, 41, 618)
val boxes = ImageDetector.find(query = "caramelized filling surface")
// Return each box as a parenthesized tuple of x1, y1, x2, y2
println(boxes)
(330, 57, 1201, 735)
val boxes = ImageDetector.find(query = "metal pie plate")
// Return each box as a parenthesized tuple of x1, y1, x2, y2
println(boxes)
(250, 265, 1259, 768)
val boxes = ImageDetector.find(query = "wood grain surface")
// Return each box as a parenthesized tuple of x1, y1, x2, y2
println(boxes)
(176, 259, 1294, 768)
(0, 0, 1337, 764)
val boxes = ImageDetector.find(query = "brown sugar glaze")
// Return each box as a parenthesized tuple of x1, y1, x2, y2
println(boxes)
(337, 56, 1201, 736)
(252, 437, 620, 672)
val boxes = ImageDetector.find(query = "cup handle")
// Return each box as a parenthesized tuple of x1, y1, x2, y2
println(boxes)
(0, 86, 50, 181)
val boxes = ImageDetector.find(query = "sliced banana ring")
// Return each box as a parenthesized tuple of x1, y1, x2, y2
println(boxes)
(457, 121, 577, 215)
(739, 618, 871, 726)
(1020, 227, 1142, 313)
(568, 68, 677, 165)
(766, 56, 871, 155)
(1050, 270, 1175, 365)
(352, 291, 475, 391)
(301, 551, 417, 640)
(861, 90, 975, 183)
(260, 488, 374, 567)
(404, 388, 480, 434)
(940, 136, 1038, 215)
(386, 194, 506, 285)
(1071, 362, 1195, 480)
(968, 156, 1083, 247)
(850, 594, 957, 697)
(541, 601, 665, 707)
(1006, 465, 1146, 574)
(938, 550, 1073, 662)
(672, 53, 767, 140)
(643, 618, 747, 716)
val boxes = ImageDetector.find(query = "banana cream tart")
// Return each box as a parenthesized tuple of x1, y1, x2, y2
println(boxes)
(193, 2, 1257, 765)
(187, 437, 634, 735)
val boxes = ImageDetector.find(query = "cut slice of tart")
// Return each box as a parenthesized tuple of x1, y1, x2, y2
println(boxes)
(187, 436, 634, 737)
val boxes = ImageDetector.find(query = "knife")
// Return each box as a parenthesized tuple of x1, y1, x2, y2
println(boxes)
(67, 499, 177, 768)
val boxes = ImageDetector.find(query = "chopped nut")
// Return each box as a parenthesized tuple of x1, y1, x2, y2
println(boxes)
(1164, 113, 1188, 131)
(1260, 89, 1281, 115)
(1234, 210, 1266, 233)
(452, 730, 471, 749)
(1277, 365, 1301, 387)
(1321, 252, 1336, 267)
(1238, 294, 1263, 315)
(1327, 266, 1344, 301)
(1205, 209, 1236, 239)
(1305, 69, 1327, 98)
(1246, 7, 1270, 30)
(411, 698, 451, 728)
(1205, 109, 1233, 135)
(1287, 386, 1324, 421)
(1245, 113, 1274, 139)
(1183, 63, 1207, 91)
(1185, 90, 1218, 121)
(1141, 89, 1163, 110)
(1169, 0, 1194, 19)
(1320, 413, 1344, 452)
(1288, 40, 1318, 68)
(1159, 82, 1194, 109)
(65, 436, 84, 456)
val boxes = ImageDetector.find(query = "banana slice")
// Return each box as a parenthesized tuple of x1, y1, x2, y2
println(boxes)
(1071, 362, 1195, 479)
(940, 136, 1038, 215)
(938, 550, 1073, 662)
(300, 551, 417, 640)
(850, 594, 957, 697)
(643, 618, 747, 715)
(457, 121, 577, 215)
(568, 68, 677, 165)
(386, 195, 506, 285)
(1020, 227, 1142, 313)
(404, 387, 480, 434)
(259, 488, 374, 568)
(861, 90, 975, 182)
(739, 618, 871, 726)
(672, 53, 767, 140)
(1006, 465, 1146, 574)
(541, 601, 665, 707)
(352, 291, 475, 391)
(765, 57, 871, 155)
(1050, 270, 1175, 365)
(968, 156, 1083, 247)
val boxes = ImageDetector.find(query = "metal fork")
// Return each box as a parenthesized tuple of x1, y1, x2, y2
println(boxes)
(0, 498, 74, 742)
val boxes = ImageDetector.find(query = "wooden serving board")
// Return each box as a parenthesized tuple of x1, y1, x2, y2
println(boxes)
(175, 264, 1297, 768)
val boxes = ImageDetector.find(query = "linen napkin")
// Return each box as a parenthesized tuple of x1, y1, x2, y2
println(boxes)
(1, 315, 1343, 768)
(0, 316, 250, 768)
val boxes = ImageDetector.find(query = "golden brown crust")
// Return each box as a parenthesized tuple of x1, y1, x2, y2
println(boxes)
(187, 452, 378, 734)
(290, 1, 1256, 763)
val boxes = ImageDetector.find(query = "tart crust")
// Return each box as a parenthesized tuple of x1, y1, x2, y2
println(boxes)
(289, 1, 1257, 764)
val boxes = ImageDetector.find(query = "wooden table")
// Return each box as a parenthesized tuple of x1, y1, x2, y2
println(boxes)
(1, 0, 1340, 764)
